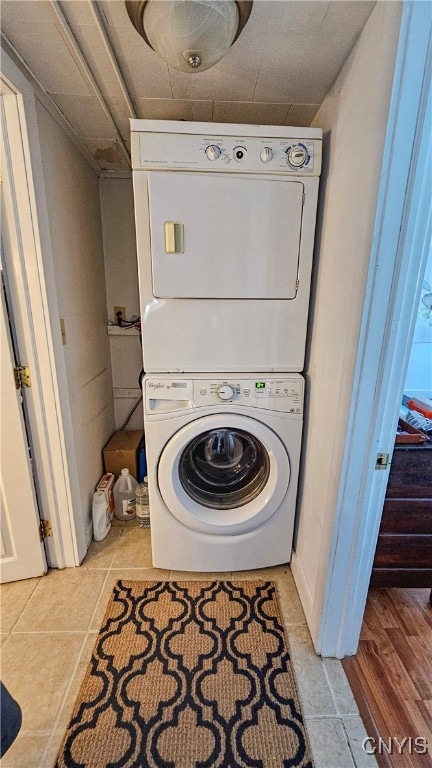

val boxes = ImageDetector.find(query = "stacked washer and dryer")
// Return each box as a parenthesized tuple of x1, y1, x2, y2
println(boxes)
(131, 120, 322, 571)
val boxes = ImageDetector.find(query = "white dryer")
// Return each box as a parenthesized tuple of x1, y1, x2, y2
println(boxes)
(131, 120, 322, 373)
(144, 373, 304, 571)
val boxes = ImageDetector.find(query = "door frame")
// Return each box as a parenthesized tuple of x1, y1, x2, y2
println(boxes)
(1, 264, 48, 582)
(1, 50, 82, 568)
(317, 1, 431, 657)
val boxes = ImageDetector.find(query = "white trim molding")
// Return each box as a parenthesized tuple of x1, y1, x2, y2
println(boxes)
(317, 2, 431, 657)
(1, 48, 85, 567)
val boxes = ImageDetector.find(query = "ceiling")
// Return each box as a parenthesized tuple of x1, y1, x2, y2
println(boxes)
(0, 0, 376, 172)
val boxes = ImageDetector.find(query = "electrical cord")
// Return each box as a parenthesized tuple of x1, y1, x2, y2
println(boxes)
(119, 368, 146, 431)
(114, 313, 145, 430)
(115, 310, 141, 329)
(118, 318, 141, 329)
(119, 396, 143, 430)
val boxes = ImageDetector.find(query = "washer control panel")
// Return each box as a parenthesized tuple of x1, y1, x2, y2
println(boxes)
(145, 376, 304, 414)
(138, 133, 321, 176)
(194, 378, 304, 414)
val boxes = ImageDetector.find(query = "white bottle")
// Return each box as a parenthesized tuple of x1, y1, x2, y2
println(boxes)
(113, 468, 138, 521)
(136, 476, 150, 528)
(92, 490, 111, 541)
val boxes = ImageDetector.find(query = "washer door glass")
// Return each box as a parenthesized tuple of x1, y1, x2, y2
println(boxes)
(179, 428, 270, 509)
(158, 413, 291, 535)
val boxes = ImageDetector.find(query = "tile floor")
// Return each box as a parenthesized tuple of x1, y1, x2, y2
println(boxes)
(0, 522, 378, 768)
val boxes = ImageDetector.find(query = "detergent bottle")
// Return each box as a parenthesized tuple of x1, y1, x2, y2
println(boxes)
(91, 490, 111, 541)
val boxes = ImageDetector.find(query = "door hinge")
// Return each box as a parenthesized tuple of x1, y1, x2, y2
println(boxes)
(302, 192, 306, 205)
(39, 519, 53, 541)
(296, 278, 300, 292)
(375, 453, 389, 470)
(14, 365, 31, 389)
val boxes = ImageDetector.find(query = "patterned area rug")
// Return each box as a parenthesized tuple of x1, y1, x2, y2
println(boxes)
(55, 580, 313, 768)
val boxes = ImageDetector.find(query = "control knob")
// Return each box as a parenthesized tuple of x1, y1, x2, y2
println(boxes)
(205, 145, 221, 161)
(217, 384, 234, 400)
(286, 143, 309, 168)
(260, 147, 273, 163)
(233, 146, 247, 161)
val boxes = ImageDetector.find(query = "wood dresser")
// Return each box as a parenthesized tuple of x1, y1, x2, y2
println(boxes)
(370, 441, 432, 589)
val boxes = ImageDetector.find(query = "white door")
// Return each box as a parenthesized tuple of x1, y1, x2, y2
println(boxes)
(148, 172, 304, 299)
(0, 279, 47, 583)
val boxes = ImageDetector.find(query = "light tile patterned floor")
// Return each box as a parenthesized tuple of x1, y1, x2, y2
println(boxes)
(0, 523, 377, 768)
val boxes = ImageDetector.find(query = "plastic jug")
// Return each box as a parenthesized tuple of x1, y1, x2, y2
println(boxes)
(113, 468, 138, 521)
(136, 476, 150, 528)
(92, 490, 111, 541)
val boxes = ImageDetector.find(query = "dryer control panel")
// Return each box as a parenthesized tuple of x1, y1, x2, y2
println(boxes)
(134, 132, 322, 176)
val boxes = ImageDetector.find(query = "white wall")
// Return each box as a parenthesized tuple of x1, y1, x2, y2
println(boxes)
(99, 178, 144, 430)
(292, 1, 402, 643)
(35, 100, 115, 549)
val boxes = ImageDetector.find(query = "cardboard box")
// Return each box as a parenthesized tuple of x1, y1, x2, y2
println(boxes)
(103, 430, 143, 480)
(96, 473, 115, 514)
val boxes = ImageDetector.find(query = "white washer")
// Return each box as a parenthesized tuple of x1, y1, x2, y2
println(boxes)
(131, 120, 322, 373)
(144, 373, 304, 571)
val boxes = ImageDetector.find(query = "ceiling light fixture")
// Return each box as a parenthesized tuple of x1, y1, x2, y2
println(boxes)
(125, 1, 253, 73)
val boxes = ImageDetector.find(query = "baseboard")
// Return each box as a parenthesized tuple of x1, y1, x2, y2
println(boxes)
(290, 550, 314, 634)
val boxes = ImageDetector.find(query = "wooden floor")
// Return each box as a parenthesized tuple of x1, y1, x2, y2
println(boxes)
(343, 587, 432, 768)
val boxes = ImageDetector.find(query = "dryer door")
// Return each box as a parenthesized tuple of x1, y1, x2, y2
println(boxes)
(158, 414, 290, 535)
(148, 172, 304, 299)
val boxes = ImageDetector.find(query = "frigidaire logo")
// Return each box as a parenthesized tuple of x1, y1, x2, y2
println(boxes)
(148, 382, 164, 389)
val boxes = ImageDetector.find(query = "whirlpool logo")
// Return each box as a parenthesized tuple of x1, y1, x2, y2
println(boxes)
(147, 381, 187, 390)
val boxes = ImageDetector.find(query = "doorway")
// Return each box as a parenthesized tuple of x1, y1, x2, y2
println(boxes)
(316, 1, 431, 658)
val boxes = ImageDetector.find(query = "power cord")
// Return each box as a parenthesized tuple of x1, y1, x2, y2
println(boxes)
(119, 368, 146, 431)
(120, 396, 143, 430)
(113, 311, 145, 430)
(115, 310, 141, 330)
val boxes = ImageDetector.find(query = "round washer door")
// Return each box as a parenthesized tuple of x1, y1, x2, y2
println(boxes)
(158, 413, 290, 535)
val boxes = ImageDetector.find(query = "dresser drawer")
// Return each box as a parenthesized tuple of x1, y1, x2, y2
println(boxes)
(386, 445, 432, 498)
(380, 499, 431, 534)
(373, 534, 432, 568)
(370, 567, 432, 588)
